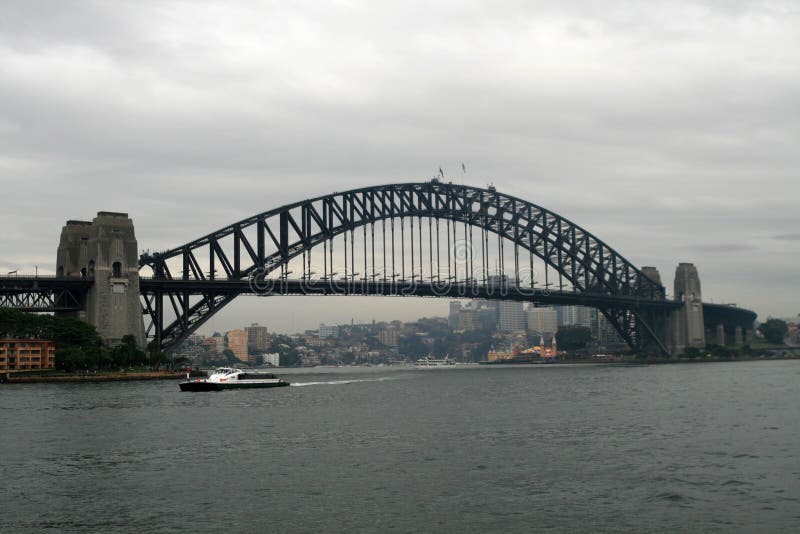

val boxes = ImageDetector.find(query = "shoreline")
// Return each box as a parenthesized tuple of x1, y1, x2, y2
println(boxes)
(2, 371, 185, 384)
(3, 355, 798, 382)
(490, 354, 800, 366)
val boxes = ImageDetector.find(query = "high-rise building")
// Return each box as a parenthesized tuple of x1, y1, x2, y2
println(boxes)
(262, 353, 280, 367)
(202, 334, 225, 355)
(527, 306, 558, 334)
(225, 329, 248, 363)
(458, 309, 481, 331)
(245, 323, 269, 352)
(378, 327, 399, 348)
(318, 324, 339, 339)
(448, 301, 462, 329)
(557, 305, 593, 329)
(498, 301, 526, 332)
(597, 313, 624, 346)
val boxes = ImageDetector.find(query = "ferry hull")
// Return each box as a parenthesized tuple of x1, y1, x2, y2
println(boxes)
(179, 380, 290, 392)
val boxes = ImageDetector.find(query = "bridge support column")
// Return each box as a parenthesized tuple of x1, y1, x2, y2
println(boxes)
(637, 266, 670, 356)
(735, 326, 743, 345)
(667, 263, 706, 355)
(716, 324, 726, 346)
(57, 212, 146, 349)
(56, 220, 92, 320)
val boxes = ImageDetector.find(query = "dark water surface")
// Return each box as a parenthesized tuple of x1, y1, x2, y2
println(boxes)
(2, 361, 799, 533)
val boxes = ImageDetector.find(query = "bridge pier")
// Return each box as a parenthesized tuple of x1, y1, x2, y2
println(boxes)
(715, 324, 726, 346)
(57, 213, 146, 349)
(667, 263, 706, 355)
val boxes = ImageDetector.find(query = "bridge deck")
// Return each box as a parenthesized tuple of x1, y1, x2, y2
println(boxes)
(139, 277, 683, 309)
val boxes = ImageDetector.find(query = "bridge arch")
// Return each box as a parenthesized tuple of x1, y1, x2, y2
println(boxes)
(140, 182, 668, 353)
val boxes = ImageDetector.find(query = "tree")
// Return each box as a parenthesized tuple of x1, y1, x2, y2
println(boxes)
(55, 347, 87, 372)
(683, 347, 701, 359)
(556, 326, 592, 351)
(399, 334, 428, 360)
(149, 351, 170, 371)
(759, 319, 788, 345)
(0, 309, 102, 349)
(266, 335, 301, 366)
(221, 349, 243, 365)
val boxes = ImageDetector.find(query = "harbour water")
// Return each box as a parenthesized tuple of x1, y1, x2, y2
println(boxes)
(2, 361, 799, 533)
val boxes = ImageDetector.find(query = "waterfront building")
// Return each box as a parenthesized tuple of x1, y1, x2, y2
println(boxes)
(261, 353, 280, 367)
(378, 327, 399, 348)
(300, 353, 321, 367)
(187, 334, 204, 344)
(0, 339, 56, 371)
(318, 324, 340, 339)
(245, 323, 269, 352)
(202, 333, 225, 355)
(178, 343, 205, 362)
(527, 306, 558, 335)
(499, 301, 526, 332)
(225, 329, 249, 363)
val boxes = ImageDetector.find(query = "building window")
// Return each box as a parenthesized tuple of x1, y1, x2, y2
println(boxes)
(112, 261, 122, 277)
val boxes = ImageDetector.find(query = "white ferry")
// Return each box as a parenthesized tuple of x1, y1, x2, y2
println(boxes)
(179, 367, 290, 392)
(414, 355, 456, 367)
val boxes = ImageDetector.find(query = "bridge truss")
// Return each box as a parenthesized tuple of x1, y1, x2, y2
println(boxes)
(0, 276, 90, 312)
(140, 182, 672, 354)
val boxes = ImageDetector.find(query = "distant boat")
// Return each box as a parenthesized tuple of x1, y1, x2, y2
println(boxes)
(415, 355, 456, 367)
(179, 367, 290, 392)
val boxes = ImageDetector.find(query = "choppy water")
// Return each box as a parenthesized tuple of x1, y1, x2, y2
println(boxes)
(1, 361, 799, 533)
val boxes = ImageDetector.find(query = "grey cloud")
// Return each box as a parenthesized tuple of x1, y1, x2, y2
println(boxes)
(683, 243, 756, 253)
(773, 233, 800, 241)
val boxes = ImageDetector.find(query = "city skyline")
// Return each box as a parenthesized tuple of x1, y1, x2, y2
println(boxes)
(2, 1, 798, 327)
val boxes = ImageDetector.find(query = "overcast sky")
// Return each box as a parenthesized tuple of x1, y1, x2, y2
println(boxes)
(1, 0, 798, 333)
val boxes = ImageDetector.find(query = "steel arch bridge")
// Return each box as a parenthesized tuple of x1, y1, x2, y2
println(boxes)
(139, 181, 678, 355)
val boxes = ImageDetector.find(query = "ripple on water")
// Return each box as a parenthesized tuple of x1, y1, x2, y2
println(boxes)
(2, 362, 799, 533)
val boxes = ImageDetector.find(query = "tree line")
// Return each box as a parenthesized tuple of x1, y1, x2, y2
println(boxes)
(0, 309, 171, 372)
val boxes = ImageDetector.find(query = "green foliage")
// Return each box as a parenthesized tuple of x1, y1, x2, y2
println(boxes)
(705, 344, 739, 359)
(399, 334, 428, 359)
(0, 309, 101, 348)
(0, 310, 167, 371)
(56, 347, 87, 371)
(556, 326, 592, 351)
(149, 351, 170, 371)
(432, 336, 453, 357)
(222, 349, 243, 364)
(683, 346, 702, 358)
(109, 335, 147, 368)
(266, 335, 301, 367)
(759, 319, 788, 345)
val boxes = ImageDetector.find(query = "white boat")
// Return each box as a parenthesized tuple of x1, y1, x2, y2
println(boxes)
(415, 355, 456, 367)
(179, 367, 290, 391)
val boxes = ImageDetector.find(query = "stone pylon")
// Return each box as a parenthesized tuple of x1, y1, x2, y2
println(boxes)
(668, 263, 706, 354)
(57, 212, 145, 348)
